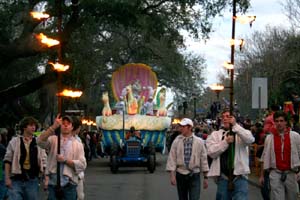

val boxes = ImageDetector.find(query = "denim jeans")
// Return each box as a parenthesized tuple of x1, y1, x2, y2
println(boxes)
(216, 175, 248, 200)
(176, 172, 201, 200)
(8, 177, 39, 200)
(48, 183, 77, 200)
(0, 179, 7, 200)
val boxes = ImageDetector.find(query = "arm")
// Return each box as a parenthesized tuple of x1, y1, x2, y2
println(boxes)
(38, 115, 61, 143)
(206, 131, 229, 159)
(233, 124, 255, 145)
(166, 139, 178, 185)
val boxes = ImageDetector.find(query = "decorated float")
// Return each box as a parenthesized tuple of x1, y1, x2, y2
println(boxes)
(96, 63, 171, 173)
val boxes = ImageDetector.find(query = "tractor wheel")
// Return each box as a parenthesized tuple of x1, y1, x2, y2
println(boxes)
(110, 154, 118, 173)
(147, 154, 156, 173)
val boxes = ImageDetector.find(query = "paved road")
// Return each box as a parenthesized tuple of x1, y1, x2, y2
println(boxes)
(84, 153, 263, 200)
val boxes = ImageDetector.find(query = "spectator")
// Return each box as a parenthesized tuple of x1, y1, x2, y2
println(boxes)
(4, 117, 47, 200)
(261, 111, 300, 200)
(37, 115, 86, 200)
(0, 131, 7, 200)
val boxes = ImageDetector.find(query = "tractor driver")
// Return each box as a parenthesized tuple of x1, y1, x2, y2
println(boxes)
(125, 126, 141, 140)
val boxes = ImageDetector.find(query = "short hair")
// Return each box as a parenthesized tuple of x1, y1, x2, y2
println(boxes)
(221, 108, 236, 118)
(273, 111, 288, 122)
(270, 104, 280, 112)
(19, 116, 38, 134)
(130, 126, 135, 133)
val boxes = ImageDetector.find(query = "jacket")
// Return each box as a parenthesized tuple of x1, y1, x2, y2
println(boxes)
(262, 130, 300, 170)
(166, 134, 209, 175)
(4, 135, 47, 176)
(37, 135, 86, 184)
(206, 124, 254, 177)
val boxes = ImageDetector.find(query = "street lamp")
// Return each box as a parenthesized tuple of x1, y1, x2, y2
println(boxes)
(210, 84, 224, 99)
(191, 93, 197, 119)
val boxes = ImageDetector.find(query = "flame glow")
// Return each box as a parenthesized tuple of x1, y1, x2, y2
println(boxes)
(172, 118, 181, 124)
(30, 11, 50, 20)
(36, 33, 60, 47)
(210, 84, 225, 91)
(49, 62, 69, 72)
(57, 89, 82, 98)
(223, 61, 234, 69)
(230, 39, 245, 47)
(234, 16, 256, 24)
(81, 119, 96, 126)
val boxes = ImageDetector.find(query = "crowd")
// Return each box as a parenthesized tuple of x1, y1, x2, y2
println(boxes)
(0, 115, 106, 200)
(166, 104, 300, 200)
(1, 101, 300, 200)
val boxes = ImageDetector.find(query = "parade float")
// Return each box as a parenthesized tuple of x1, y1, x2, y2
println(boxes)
(96, 63, 171, 173)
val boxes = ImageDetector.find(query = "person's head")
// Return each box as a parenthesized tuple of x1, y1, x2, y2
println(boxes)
(61, 115, 74, 135)
(72, 116, 82, 135)
(19, 116, 38, 135)
(220, 108, 235, 129)
(273, 111, 288, 132)
(194, 127, 200, 133)
(178, 118, 193, 137)
(292, 114, 299, 124)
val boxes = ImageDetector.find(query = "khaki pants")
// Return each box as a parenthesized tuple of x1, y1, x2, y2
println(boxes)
(269, 170, 298, 200)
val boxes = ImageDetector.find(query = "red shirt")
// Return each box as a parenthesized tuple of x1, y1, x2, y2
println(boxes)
(273, 130, 291, 171)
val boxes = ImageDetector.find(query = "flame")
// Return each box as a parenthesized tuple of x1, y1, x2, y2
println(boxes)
(210, 83, 224, 91)
(172, 118, 181, 124)
(234, 16, 256, 24)
(30, 11, 50, 20)
(229, 39, 245, 46)
(57, 89, 82, 98)
(81, 119, 96, 126)
(49, 62, 69, 72)
(36, 33, 60, 47)
(223, 61, 234, 69)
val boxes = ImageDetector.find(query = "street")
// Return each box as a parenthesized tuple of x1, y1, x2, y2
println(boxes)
(84, 153, 263, 200)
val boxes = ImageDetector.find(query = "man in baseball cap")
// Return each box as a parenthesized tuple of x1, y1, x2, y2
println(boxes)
(178, 118, 194, 127)
(167, 117, 209, 199)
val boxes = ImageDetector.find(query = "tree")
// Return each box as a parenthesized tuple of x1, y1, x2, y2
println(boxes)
(233, 26, 300, 118)
(0, 0, 251, 126)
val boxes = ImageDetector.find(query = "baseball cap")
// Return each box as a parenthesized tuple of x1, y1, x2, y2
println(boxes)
(179, 118, 193, 127)
(62, 115, 73, 124)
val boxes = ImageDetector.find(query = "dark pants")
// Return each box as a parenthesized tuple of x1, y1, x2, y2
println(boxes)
(176, 172, 201, 200)
(261, 171, 270, 200)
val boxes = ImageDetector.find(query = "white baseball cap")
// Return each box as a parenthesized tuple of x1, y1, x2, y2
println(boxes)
(179, 118, 193, 127)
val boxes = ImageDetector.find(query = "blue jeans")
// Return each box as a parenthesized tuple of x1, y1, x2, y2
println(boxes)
(176, 172, 201, 200)
(216, 176, 248, 200)
(48, 183, 77, 200)
(0, 179, 7, 200)
(8, 177, 39, 200)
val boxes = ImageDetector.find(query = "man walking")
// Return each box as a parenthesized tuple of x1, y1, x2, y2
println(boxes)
(166, 118, 209, 200)
(206, 109, 254, 200)
(261, 111, 300, 200)
(4, 116, 47, 200)
(37, 115, 86, 200)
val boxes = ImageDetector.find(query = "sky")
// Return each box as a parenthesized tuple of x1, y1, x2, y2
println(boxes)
(183, 0, 290, 87)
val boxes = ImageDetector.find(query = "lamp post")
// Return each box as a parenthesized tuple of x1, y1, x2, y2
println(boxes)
(192, 93, 197, 119)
